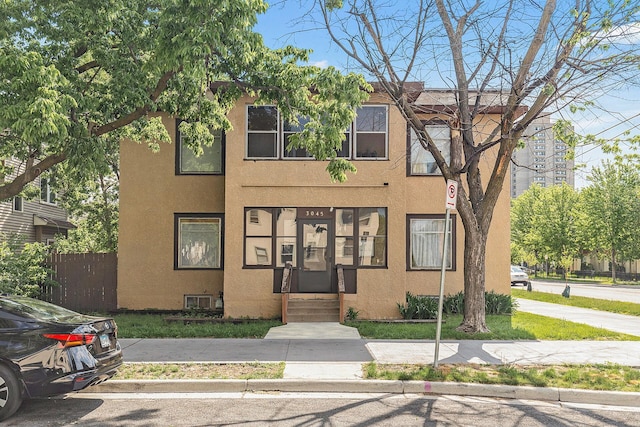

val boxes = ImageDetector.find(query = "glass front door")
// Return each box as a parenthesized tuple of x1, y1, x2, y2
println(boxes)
(298, 219, 333, 292)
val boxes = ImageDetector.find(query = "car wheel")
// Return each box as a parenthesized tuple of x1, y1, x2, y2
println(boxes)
(0, 364, 23, 421)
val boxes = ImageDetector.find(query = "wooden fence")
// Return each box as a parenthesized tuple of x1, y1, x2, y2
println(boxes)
(43, 253, 118, 313)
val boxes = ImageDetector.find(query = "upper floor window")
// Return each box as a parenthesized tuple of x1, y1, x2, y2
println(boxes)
(12, 196, 23, 212)
(40, 178, 56, 205)
(245, 105, 385, 160)
(247, 106, 279, 159)
(354, 105, 388, 159)
(283, 116, 311, 158)
(409, 124, 451, 175)
(176, 120, 224, 174)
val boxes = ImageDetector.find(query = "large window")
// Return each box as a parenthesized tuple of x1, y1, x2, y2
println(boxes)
(176, 120, 224, 174)
(407, 215, 456, 270)
(40, 178, 56, 205)
(175, 214, 223, 269)
(354, 105, 388, 159)
(409, 124, 451, 175)
(245, 105, 386, 161)
(243, 207, 386, 269)
(247, 106, 279, 158)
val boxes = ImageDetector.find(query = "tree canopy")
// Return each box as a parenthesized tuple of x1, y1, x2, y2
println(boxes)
(0, 0, 370, 201)
(311, 0, 640, 332)
(511, 159, 640, 283)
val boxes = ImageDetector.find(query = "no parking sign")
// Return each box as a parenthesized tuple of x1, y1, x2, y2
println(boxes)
(445, 179, 458, 210)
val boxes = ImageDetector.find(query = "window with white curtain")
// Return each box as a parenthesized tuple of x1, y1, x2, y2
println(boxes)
(408, 215, 455, 270)
(409, 124, 451, 175)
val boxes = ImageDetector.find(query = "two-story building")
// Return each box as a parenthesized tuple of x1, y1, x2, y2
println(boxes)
(117, 87, 511, 319)
(1, 159, 75, 244)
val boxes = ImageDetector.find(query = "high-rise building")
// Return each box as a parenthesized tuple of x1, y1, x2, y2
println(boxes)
(510, 115, 575, 198)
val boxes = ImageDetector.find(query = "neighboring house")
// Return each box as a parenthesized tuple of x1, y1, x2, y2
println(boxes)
(510, 115, 575, 198)
(118, 85, 512, 319)
(0, 158, 75, 244)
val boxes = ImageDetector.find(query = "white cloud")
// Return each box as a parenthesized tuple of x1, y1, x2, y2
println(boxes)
(309, 60, 330, 68)
(598, 22, 640, 44)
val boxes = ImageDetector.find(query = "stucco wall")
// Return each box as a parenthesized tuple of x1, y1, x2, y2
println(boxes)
(118, 94, 511, 317)
(118, 117, 225, 310)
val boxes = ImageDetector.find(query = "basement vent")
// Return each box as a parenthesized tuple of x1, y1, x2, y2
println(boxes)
(184, 294, 212, 309)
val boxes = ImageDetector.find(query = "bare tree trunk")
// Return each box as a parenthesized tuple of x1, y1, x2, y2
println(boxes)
(457, 223, 489, 333)
(611, 248, 617, 283)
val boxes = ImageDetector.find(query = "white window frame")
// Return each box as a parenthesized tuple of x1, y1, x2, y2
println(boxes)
(13, 196, 23, 212)
(40, 178, 56, 205)
(246, 105, 279, 159)
(354, 105, 388, 160)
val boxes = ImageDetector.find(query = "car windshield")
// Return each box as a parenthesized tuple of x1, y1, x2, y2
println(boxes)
(0, 296, 92, 323)
(511, 266, 524, 272)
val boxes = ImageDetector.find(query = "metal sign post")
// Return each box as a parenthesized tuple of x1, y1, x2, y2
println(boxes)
(434, 179, 457, 368)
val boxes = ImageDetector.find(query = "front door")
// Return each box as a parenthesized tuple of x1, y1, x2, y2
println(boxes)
(298, 219, 333, 292)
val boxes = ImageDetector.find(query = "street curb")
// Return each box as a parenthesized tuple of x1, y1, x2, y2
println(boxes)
(84, 380, 640, 407)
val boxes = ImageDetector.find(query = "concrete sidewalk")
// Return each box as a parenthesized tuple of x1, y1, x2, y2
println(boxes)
(91, 301, 640, 407)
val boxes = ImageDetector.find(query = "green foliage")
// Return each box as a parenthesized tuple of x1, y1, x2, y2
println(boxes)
(484, 291, 517, 315)
(443, 291, 465, 315)
(397, 291, 515, 319)
(511, 183, 582, 271)
(364, 362, 640, 392)
(345, 306, 360, 321)
(0, 0, 370, 201)
(397, 292, 439, 319)
(580, 160, 640, 281)
(0, 234, 57, 296)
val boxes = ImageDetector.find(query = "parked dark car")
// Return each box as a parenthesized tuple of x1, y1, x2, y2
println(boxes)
(0, 295, 123, 421)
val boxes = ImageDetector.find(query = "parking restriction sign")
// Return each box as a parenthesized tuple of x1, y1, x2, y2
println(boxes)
(445, 179, 458, 210)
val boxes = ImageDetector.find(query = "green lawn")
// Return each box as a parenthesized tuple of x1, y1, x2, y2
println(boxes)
(364, 362, 640, 392)
(512, 288, 640, 317)
(347, 312, 640, 340)
(113, 314, 281, 338)
(112, 360, 640, 392)
(113, 311, 640, 340)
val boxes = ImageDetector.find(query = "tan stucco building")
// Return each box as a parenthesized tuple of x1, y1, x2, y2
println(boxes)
(118, 88, 511, 319)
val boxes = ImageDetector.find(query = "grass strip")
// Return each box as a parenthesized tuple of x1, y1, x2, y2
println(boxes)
(513, 289, 640, 317)
(364, 362, 640, 392)
(114, 362, 285, 380)
(112, 361, 640, 392)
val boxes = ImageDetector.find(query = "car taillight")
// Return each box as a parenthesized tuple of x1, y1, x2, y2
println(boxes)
(43, 333, 97, 347)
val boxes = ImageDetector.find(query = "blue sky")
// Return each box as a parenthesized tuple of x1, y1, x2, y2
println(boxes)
(255, 1, 640, 187)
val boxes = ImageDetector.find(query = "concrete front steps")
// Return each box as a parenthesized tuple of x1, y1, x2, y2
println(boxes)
(286, 296, 340, 322)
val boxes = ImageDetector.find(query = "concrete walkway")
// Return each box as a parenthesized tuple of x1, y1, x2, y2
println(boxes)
(515, 298, 640, 336)
(93, 297, 640, 407)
